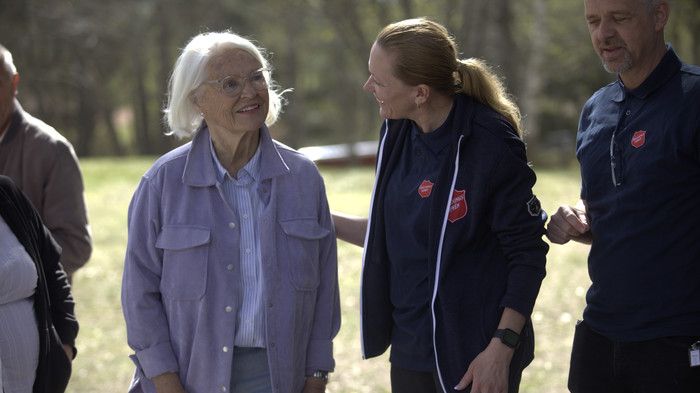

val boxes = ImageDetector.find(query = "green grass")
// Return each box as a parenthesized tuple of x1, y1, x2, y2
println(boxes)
(68, 158, 589, 393)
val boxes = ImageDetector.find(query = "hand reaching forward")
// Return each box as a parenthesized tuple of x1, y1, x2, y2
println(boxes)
(546, 204, 591, 245)
(454, 339, 513, 393)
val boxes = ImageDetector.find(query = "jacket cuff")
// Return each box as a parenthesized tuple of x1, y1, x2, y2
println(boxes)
(135, 341, 179, 379)
(305, 338, 335, 376)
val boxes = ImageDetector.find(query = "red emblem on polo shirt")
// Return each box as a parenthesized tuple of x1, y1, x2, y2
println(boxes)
(631, 130, 646, 148)
(418, 180, 434, 198)
(448, 189, 468, 223)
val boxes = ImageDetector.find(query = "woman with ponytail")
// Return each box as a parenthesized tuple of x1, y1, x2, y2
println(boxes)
(333, 18, 548, 393)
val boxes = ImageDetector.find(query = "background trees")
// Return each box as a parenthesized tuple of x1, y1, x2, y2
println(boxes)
(1, 0, 698, 162)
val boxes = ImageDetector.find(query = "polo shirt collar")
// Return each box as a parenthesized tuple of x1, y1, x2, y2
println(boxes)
(612, 46, 681, 103)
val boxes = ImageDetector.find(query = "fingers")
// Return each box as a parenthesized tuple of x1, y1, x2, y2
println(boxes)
(546, 205, 590, 244)
(454, 365, 473, 391)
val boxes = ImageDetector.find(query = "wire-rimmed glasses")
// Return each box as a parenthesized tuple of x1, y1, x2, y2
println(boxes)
(201, 68, 269, 98)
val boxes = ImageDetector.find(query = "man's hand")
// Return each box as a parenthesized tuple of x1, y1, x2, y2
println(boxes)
(302, 376, 327, 393)
(546, 204, 592, 244)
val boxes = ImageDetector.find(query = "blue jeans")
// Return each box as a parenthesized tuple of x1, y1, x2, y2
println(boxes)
(230, 347, 272, 393)
(568, 320, 700, 393)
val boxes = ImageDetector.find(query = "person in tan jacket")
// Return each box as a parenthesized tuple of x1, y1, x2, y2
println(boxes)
(0, 44, 91, 277)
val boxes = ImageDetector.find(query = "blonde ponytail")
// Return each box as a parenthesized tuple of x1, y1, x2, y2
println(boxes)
(375, 18, 523, 136)
(456, 58, 522, 136)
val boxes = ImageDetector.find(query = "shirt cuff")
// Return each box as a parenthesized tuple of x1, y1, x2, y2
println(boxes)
(305, 338, 335, 376)
(135, 341, 180, 379)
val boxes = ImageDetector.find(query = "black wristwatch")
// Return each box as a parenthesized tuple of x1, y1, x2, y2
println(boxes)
(309, 370, 329, 382)
(493, 328, 520, 348)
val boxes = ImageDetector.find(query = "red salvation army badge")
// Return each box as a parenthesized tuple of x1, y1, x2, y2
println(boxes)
(418, 180, 434, 198)
(448, 189, 468, 223)
(631, 130, 646, 148)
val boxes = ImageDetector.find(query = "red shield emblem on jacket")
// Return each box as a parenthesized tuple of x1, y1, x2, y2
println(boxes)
(448, 189, 468, 223)
(418, 180, 434, 198)
(631, 130, 646, 148)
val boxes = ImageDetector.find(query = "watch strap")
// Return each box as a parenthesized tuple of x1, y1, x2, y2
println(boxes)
(493, 328, 520, 348)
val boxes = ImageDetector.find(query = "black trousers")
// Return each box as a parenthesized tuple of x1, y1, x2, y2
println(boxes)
(390, 365, 444, 393)
(568, 320, 700, 393)
(390, 356, 525, 393)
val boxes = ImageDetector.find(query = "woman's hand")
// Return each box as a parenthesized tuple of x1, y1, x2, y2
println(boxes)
(301, 376, 327, 393)
(454, 339, 513, 393)
(152, 372, 188, 393)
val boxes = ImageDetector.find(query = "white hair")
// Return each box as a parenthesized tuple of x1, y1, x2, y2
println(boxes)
(0, 44, 18, 76)
(163, 31, 288, 138)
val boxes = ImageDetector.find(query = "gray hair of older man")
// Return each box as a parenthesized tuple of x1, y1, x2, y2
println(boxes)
(0, 44, 18, 76)
(163, 31, 288, 138)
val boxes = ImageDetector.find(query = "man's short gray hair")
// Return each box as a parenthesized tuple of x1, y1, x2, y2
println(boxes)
(163, 31, 287, 138)
(0, 44, 18, 76)
(644, 0, 667, 10)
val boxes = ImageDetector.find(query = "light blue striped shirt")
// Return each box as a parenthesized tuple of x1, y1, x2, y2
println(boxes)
(210, 139, 265, 348)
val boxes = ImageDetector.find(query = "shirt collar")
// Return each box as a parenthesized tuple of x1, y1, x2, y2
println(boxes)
(209, 134, 262, 183)
(183, 123, 289, 187)
(612, 46, 681, 103)
(0, 100, 22, 146)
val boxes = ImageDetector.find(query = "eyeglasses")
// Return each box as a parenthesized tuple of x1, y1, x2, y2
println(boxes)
(201, 68, 269, 98)
(609, 132, 623, 187)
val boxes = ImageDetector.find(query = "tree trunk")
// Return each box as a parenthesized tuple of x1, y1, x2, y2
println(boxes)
(155, 0, 174, 153)
(132, 42, 152, 155)
(488, 0, 517, 85)
(399, 0, 414, 19)
(99, 93, 125, 156)
(460, 0, 489, 58)
(520, 0, 548, 150)
(281, 0, 305, 148)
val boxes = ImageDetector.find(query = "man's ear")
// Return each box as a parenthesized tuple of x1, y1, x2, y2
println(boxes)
(11, 73, 19, 96)
(654, 1, 670, 32)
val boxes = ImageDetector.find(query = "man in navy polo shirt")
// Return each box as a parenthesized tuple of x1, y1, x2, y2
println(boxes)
(547, 0, 700, 391)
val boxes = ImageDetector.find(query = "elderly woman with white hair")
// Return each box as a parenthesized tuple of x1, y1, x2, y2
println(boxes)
(121, 31, 340, 393)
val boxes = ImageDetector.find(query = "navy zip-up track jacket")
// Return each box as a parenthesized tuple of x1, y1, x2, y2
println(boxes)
(360, 93, 548, 392)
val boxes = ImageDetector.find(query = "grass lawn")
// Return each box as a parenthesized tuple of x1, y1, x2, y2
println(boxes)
(67, 157, 590, 393)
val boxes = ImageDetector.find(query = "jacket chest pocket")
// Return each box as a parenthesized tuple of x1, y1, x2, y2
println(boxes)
(279, 218, 329, 291)
(155, 225, 211, 300)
